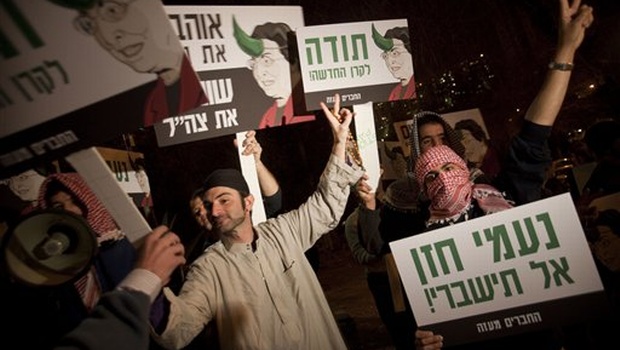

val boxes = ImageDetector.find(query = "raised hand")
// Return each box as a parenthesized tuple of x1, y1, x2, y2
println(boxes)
(241, 130, 263, 164)
(558, 0, 594, 51)
(320, 93, 355, 161)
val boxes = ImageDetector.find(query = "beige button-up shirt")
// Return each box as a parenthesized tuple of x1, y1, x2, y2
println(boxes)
(154, 155, 363, 349)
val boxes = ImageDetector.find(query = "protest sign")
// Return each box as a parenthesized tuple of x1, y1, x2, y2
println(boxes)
(390, 193, 608, 346)
(0, 0, 205, 178)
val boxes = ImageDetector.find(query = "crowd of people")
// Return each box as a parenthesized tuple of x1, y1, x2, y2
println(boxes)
(1, 0, 618, 349)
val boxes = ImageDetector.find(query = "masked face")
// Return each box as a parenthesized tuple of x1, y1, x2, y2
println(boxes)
(415, 145, 472, 217)
(423, 162, 471, 215)
(49, 191, 84, 217)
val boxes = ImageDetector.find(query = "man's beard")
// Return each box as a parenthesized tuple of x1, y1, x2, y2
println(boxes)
(214, 216, 245, 239)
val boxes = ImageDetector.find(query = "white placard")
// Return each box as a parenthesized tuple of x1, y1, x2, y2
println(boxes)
(236, 132, 266, 224)
(66, 148, 151, 246)
(390, 193, 606, 345)
(352, 103, 381, 192)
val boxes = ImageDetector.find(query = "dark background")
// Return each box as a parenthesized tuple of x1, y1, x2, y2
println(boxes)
(104, 0, 619, 243)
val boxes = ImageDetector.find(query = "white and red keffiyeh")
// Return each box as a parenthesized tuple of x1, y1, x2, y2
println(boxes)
(414, 145, 512, 226)
(37, 172, 125, 310)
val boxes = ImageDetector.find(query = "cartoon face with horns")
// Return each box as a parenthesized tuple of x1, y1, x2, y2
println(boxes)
(371, 24, 416, 100)
(233, 17, 293, 105)
(233, 16, 315, 129)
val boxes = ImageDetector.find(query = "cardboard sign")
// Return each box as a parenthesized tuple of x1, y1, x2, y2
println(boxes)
(0, 0, 206, 178)
(296, 19, 415, 110)
(352, 103, 381, 192)
(390, 193, 608, 346)
(96, 147, 147, 194)
(156, 6, 314, 147)
(392, 108, 489, 159)
(66, 148, 151, 245)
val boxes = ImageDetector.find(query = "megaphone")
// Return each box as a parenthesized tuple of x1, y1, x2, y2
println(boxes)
(1, 210, 98, 287)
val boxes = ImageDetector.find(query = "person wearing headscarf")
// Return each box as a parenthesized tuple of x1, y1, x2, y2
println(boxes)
(415, 0, 594, 348)
(53, 226, 185, 350)
(4, 172, 137, 348)
(37, 173, 135, 299)
(414, 145, 512, 229)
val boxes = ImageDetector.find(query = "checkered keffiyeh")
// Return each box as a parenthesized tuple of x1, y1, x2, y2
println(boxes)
(414, 145, 467, 187)
(414, 145, 512, 225)
(414, 145, 471, 219)
(38, 173, 122, 241)
(37, 172, 125, 310)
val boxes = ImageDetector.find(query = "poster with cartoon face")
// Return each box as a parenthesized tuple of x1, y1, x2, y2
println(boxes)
(155, 6, 313, 147)
(295, 19, 416, 110)
(0, 1, 205, 178)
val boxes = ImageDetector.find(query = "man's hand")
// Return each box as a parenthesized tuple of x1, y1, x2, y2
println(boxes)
(355, 173, 377, 210)
(135, 226, 186, 286)
(558, 0, 593, 51)
(320, 93, 354, 161)
(240, 130, 263, 164)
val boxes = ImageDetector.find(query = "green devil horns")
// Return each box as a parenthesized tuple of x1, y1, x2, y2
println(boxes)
(233, 16, 264, 57)
(371, 24, 394, 52)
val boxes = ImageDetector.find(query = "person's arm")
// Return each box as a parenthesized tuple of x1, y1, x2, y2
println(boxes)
(344, 208, 380, 265)
(524, 0, 593, 127)
(241, 130, 280, 197)
(118, 226, 186, 300)
(54, 290, 151, 350)
(269, 93, 363, 251)
(354, 173, 385, 255)
(240, 130, 282, 217)
(55, 226, 185, 350)
(501, 0, 593, 205)
(416, 0, 595, 345)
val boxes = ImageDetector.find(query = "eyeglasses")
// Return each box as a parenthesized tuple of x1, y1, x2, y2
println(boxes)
(246, 49, 287, 70)
(381, 48, 408, 60)
(73, 0, 133, 36)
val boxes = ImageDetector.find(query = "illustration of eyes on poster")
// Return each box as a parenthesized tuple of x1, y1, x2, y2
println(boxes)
(155, 6, 314, 147)
(0, 0, 205, 178)
(295, 19, 415, 111)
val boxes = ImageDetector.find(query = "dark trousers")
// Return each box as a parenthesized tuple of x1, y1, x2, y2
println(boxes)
(367, 271, 416, 350)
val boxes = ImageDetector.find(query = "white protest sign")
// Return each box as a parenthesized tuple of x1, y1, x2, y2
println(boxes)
(352, 103, 381, 192)
(390, 193, 607, 346)
(1, 1, 205, 177)
(236, 132, 267, 224)
(296, 18, 414, 110)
